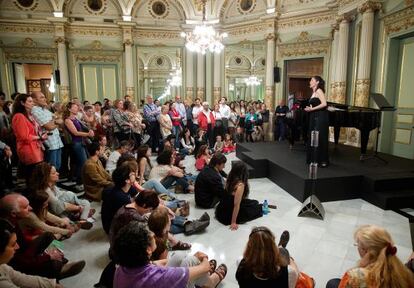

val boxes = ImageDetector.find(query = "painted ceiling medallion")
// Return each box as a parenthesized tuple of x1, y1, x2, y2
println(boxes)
(14, 0, 38, 11)
(237, 0, 256, 15)
(149, 0, 169, 19)
(84, 0, 107, 15)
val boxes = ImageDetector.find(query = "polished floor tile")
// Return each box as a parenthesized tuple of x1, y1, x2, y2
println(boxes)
(61, 153, 412, 288)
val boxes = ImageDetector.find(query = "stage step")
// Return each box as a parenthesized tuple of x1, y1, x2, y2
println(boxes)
(362, 189, 414, 210)
(237, 151, 268, 178)
(366, 172, 414, 192)
(231, 160, 255, 179)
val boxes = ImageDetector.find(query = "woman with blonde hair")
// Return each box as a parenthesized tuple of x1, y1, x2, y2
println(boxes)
(328, 225, 414, 288)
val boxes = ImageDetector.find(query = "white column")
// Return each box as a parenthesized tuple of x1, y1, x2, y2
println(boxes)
(265, 34, 275, 109)
(144, 78, 149, 97)
(55, 37, 69, 101)
(185, 50, 194, 102)
(124, 40, 134, 96)
(196, 53, 205, 101)
(355, 1, 380, 107)
(329, 26, 339, 102)
(213, 52, 221, 104)
(334, 18, 350, 104)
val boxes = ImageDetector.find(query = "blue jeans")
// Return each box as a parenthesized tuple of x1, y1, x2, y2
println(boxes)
(143, 179, 176, 199)
(72, 142, 87, 184)
(161, 176, 189, 191)
(170, 215, 186, 234)
(172, 125, 181, 148)
(46, 148, 62, 171)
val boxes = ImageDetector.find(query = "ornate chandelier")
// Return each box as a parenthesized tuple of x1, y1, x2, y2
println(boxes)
(180, 0, 227, 54)
(167, 69, 182, 87)
(245, 43, 262, 86)
(244, 75, 261, 86)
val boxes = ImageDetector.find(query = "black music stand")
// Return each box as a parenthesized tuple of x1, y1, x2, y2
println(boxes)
(360, 93, 395, 164)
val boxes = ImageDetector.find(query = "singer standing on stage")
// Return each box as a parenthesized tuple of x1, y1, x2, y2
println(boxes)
(305, 76, 329, 167)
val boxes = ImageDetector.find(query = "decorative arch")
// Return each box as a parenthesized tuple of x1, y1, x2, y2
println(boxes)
(132, 0, 186, 22)
(65, 0, 123, 19)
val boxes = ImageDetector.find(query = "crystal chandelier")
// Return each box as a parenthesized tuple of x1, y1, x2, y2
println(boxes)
(180, 0, 227, 54)
(167, 69, 182, 87)
(245, 43, 262, 86)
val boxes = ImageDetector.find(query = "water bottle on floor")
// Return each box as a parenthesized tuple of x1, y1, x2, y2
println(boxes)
(262, 200, 269, 215)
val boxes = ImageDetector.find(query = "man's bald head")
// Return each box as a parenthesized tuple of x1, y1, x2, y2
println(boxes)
(31, 91, 47, 107)
(0, 193, 32, 220)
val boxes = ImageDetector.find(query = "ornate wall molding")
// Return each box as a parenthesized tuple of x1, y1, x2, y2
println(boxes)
(4, 47, 57, 62)
(226, 22, 273, 38)
(331, 81, 346, 104)
(358, 1, 382, 14)
(383, 6, 414, 35)
(354, 79, 370, 107)
(133, 30, 181, 40)
(0, 22, 54, 34)
(278, 39, 330, 57)
(66, 26, 122, 37)
(278, 12, 335, 30)
(21, 38, 37, 48)
(71, 50, 122, 63)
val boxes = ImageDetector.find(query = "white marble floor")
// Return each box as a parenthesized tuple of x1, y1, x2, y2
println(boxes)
(60, 153, 412, 288)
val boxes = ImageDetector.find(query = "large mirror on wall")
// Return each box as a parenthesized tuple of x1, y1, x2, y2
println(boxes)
(225, 41, 265, 102)
(137, 47, 183, 104)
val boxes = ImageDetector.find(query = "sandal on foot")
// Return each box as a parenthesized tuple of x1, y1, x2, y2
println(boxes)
(213, 264, 227, 287)
(171, 241, 191, 251)
(209, 259, 217, 275)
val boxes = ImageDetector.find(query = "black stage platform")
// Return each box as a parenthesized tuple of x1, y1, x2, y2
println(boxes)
(236, 141, 414, 210)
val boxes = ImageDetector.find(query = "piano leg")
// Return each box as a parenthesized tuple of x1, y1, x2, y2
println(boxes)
(334, 125, 340, 145)
(360, 129, 369, 157)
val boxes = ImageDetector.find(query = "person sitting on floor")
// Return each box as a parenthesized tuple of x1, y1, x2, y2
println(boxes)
(326, 224, 414, 288)
(82, 141, 113, 201)
(179, 128, 195, 156)
(195, 145, 211, 172)
(236, 226, 299, 288)
(137, 144, 152, 185)
(215, 161, 263, 231)
(30, 162, 94, 229)
(106, 140, 132, 175)
(0, 219, 63, 288)
(148, 206, 227, 288)
(113, 222, 214, 288)
(194, 152, 227, 209)
(222, 133, 236, 154)
(213, 135, 224, 153)
(101, 163, 140, 234)
(0, 193, 85, 280)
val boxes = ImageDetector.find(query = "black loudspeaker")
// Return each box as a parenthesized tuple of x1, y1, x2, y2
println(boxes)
(54, 69, 61, 85)
(273, 66, 280, 83)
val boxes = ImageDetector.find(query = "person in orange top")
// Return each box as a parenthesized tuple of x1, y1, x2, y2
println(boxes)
(197, 102, 215, 148)
(11, 94, 47, 183)
(327, 225, 414, 288)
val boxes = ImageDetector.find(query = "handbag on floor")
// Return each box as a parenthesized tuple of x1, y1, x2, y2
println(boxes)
(295, 271, 315, 288)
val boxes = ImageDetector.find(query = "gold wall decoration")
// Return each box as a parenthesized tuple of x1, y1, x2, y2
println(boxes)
(126, 86, 135, 96)
(4, 47, 57, 62)
(21, 37, 37, 48)
(354, 79, 370, 107)
(297, 31, 310, 42)
(91, 40, 103, 50)
(133, 30, 181, 40)
(123, 39, 134, 46)
(0, 22, 54, 34)
(278, 12, 335, 30)
(406, 0, 414, 6)
(196, 87, 205, 100)
(338, 0, 357, 7)
(213, 87, 222, 104)
(278, 39, 330, 57)
(358, 1, 382, 14)
(331, 81, 346, 104)
(227, 22, 273, 38)
(66, 26, 122, 37)
(74, 54, 121, 63)
(265, 86, 274, 109)
(384, 6, 414, 35)
(54, 37, 66, 46)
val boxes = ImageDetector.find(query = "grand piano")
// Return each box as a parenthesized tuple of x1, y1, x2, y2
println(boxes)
(327, 102, 381, 155)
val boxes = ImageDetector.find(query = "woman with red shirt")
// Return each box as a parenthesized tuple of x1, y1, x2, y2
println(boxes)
(11, 94, 47, 183)
(169, 103, 182, 148)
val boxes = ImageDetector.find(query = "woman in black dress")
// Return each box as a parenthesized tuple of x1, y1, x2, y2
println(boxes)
(215, 161, 262, 230)
(305, 76, 329, 167)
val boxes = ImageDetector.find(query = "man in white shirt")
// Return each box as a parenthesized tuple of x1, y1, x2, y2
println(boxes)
(219, 97, 231, 134)
(174, 95, 186, 127)
(191, 98, 203, 134)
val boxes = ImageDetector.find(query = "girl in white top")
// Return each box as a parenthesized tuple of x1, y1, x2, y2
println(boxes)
(159, 105, 173, 139)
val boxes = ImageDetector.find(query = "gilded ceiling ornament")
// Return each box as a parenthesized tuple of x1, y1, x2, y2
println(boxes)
(278, 13, 335, 30)
(279, 39, 330, 58)
(194, 0, 203, 12)
(123, 39, 134, 46)
(358, 1, 382, 14)
(227, 23, 269, 37)
(384, 6, 414, 35)
(91, 40, 103, 50)
(297, 31, 310, 42)
(21, 37, 37, 48)
(0, 23, 54, 34)
(66, 27, 121, 37)
(54, 37, 66, 46)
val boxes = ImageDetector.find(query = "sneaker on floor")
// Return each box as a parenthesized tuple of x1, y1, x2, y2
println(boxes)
(184, 220, 209, 236)
(278, 230, 290, 248)
(59, 260, 86, 279)
(198, 212, 210, 222)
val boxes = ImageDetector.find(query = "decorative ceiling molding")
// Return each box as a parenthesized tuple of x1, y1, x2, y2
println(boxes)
(278, 11, 336, 30)
(278, 39, 331, 57)
(133, 30, 181, 40)
(3, 47, 57, 62)
(383, 5, 414, 35)
(71, 49, 123, 63)
(226, 22, 274, 38)
(66, 26, 122, 37)
(0, 23, 54, 34)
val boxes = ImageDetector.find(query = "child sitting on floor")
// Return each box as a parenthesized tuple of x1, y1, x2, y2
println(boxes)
(195, 145, 211, 171)
(213, 135, 224, 153)
(222, 133, 236, 154)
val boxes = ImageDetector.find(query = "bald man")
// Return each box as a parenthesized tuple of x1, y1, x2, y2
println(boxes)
(31, 91, 63, 170)
(0, 193, 85, 280)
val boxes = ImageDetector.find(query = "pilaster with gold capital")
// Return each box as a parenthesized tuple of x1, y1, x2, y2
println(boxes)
(265, 33, 276, 109)
(265, 86, 274, 110)
(120, 24, 135, 97)
(196, 87, 205, 101)
(213, 87, 221, 104)
(185, 87, 194, 103)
